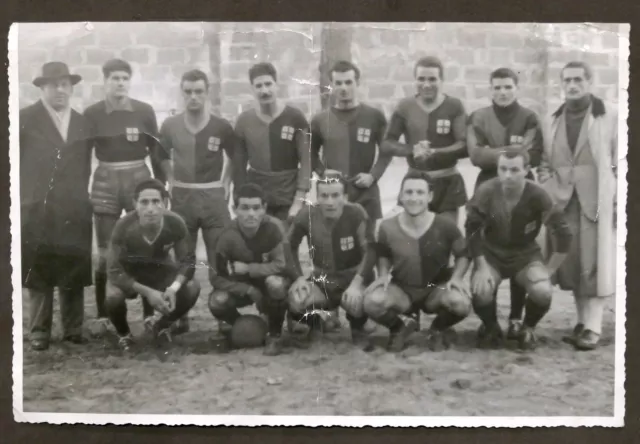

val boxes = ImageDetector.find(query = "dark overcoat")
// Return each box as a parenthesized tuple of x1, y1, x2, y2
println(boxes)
(20, 100, 93, 289)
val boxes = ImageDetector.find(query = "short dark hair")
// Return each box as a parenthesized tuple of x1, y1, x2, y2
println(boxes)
(134, 178, 169, 201)
(414, 56, 444, 80)
(235, 183, 266, 206)
(330, 60, 361, 82)
(499, 146, 531, 167)
(561, 60, 593, 81)
(316, 169, 347, 193)
(102, 59, 132, 78)
(181, 69, 209, 89)
(490, 67, 519, 86)
(249, 62, 277, 84)
(400, 170, 433, 192)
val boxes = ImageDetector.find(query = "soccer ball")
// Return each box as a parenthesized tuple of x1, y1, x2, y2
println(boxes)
(230, 314, 268, 349)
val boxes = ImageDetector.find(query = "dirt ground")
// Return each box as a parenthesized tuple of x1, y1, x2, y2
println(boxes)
(19, 160, 618, 416)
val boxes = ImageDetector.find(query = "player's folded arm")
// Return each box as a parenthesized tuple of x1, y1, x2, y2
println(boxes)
(381, 109, 412, 157)
(286, 207, 310, 278)
(429, 106, 469, 162)
(247, 243, 288, 278)
(209, 249, 253, 297)
(354, 215, 377, 281)
(106, 241, 136, 293)
(310, 115, 326, 177)
(467, 114, 501, 169)
(464, 197, 490, 259)
(294, 113, 313, 193)
(368, 110, 392, 181)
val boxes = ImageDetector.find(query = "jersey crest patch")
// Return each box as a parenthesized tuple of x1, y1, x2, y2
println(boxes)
(208, 136, 221, 152)
(357, 128, 371, 143)
(340, 236, 355, 251)
(510, 135, 525, 145)
(436, 119, 451, 134)
(281, 125, 295, 141)
(126, 127, 140, 142)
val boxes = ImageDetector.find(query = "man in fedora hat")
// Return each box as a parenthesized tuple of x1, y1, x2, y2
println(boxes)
(20, 61, 93, 350)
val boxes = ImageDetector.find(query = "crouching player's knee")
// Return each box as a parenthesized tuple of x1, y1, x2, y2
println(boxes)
(105, 283, 127, 310)
(208, 289, 233, 316)
(180, 280, 201, 309)
(288, 279, 313, 315)
(525, 266, 553, 308)
(265, 275, 289, 302)
(363, 286, 389, 319)
(441, 288, 472, 319)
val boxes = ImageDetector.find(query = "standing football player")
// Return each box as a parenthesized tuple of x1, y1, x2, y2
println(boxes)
(232, 62, 311, 224)
(465, 149, 572, 350)
(381, 56, 468, 223)
(538, 61, 618, 351)
(158, 69, 236, 334)
(287, 171, 376, 347)
(106, 179, 200, 351)
(208, 184, 297, 356)
(310, 60, 391, 222)
(364, 171, 472, 352)
(467, 67, 544, 340)
(84, 59, 166, 329)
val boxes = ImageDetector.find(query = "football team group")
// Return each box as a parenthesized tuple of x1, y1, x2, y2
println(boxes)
(20, 53, 618, 359)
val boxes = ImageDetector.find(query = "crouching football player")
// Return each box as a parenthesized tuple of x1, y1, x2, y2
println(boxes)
(465, 149, 572, 350)
(287, 171, 375, 347)
(363, 171, 472, 352)
(106, 179, 200, 351)
(208, 184, 296, 356)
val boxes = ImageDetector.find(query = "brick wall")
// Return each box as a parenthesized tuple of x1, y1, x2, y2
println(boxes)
(17, 22, 623, 127)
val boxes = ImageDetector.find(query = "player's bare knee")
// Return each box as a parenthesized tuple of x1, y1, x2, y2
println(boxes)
(183, 280, 201, 304)
(472, 288, 494, 308)
(363, 287, 388, 319)
(265, 275, 288, 301)
(527, 279, 552, 306)
(442, 290, 472, 318)
(105, 284, 126, 308)
(208, 290, 231, 314)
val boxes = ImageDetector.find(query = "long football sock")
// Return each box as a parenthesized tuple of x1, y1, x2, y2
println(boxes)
(509, 279, 526, 320)
(523, 296, 551, 328)
(94, 271, 107, 318)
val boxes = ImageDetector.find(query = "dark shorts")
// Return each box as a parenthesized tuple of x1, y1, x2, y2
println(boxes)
(266, 204, 291, 223)
(483, 243, 546, 282)
(308, 272, 374, 310)
(347, 183, 382, 221)
(22, 246, 92, 291)
(91, 163, 152, 215)
(111, 264, 182, 299)
(408, 169, 468, 213)
(171, 187, 231, 231)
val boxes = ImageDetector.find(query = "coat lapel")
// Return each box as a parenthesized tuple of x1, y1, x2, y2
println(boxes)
(573, 106, 594, 160)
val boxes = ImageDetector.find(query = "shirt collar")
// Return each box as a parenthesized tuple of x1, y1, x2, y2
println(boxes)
(41, 99, 71, 122)
(105, 96, 133, 114)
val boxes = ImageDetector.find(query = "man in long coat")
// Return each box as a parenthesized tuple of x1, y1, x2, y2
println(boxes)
(20, 62, 94, 351)
(538, 61, 618, 351)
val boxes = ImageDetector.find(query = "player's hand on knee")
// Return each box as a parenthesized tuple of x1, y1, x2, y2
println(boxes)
(342, 284, 364, 318)
(145, 289, 171, 316)
(162, 287, 178, 312)
(446, 277, 470, 298)
(245, 286, 263, 305)
(471, 267, 494, 297)
(290, 277, 311, 306)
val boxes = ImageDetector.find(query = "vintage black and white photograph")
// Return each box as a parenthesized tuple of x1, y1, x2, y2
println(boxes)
(9, 21, 628, 427)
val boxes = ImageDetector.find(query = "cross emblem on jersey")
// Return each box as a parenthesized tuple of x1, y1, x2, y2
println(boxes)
(340, 236, 355, 251)
(357, 128, 371, 143)
(281, 125, 295, 141)
(126, 127, 140, 142)
(436, 119, 451, 134)
(510, 135, 525, 145)
(208, 136, 221, 152)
